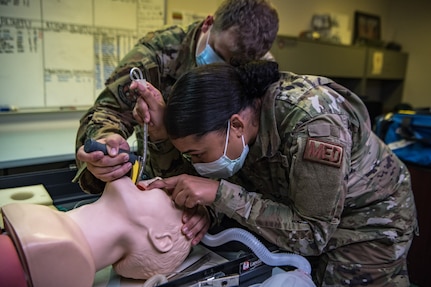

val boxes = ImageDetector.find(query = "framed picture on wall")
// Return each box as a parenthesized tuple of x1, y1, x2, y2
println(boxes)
(353, 11, 381, 45)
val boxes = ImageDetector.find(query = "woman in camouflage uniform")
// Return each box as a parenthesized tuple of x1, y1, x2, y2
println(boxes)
(145, 61, 418, 286)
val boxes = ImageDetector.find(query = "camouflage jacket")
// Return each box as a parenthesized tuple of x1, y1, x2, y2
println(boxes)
(74, 21, 203, 193)
(212, 72, 417, 255)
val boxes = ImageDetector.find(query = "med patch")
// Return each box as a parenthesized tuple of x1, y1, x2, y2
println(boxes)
(303, 138, 343, 168)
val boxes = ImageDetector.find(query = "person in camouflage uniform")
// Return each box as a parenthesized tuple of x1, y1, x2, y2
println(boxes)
(143, 61, 418, 286)
(74, 0, 278, 195)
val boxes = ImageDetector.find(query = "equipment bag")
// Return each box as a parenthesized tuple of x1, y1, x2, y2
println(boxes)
(374, 111, 431, 167)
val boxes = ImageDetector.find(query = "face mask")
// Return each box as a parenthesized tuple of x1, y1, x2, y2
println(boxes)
(195, 27, 224, 66)
(193, 121, 249, 178)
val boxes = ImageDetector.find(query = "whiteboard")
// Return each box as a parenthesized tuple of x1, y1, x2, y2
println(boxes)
(0, 0, 166, 109)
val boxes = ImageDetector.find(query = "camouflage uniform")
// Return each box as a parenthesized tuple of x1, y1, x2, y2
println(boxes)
(74, 21, 204, 193)
(73, 20, 275, 193)
(151, 72, 418, 286)
(74, 19, 417, 285)
(214, 72, 418, 286)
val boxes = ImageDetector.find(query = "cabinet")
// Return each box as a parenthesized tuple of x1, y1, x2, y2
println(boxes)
(406, 164, 431, 287)
(270, 36, 408, 115)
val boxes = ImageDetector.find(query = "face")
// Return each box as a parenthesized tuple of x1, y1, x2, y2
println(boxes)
(171, 129, 244, 164)
(108, 177, 183, 225)
(196, 25, 238, 63)
(109, 177, 191, 279)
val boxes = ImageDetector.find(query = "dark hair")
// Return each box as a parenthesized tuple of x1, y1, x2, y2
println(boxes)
(213, 0, 279, 60)
(165, 60, 279, 139)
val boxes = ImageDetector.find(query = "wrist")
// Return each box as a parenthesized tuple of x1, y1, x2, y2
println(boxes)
(214, 181, 222, 202)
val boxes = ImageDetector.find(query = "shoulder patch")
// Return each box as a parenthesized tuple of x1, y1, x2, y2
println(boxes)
(303, 138, 343, 168)
(118, 83, 138, 108)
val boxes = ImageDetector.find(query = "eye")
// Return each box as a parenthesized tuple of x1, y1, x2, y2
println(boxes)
(182, 153, 202, 162)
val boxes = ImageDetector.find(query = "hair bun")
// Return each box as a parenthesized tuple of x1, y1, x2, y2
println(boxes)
(236, 60, 279, 99)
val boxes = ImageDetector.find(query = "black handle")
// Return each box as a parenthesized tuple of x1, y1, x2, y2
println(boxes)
(84, 138, 139, 163)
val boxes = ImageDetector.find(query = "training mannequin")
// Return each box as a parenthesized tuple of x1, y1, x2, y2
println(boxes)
(0, 176, 192, 287)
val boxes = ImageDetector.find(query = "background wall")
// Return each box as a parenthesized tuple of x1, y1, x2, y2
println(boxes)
(1, 0, 429, 110)
(1, 0, 430, 170)
(166, 0, 430, 109)
(389, 0, 431, 109)
(0, 0, 166, 109)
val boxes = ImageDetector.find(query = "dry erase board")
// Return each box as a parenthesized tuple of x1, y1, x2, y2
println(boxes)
(0, 0, 165, 109)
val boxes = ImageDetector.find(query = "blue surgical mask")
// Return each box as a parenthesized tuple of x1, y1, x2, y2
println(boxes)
(193, 121, 249, 178)
(195, 27, 224, 66)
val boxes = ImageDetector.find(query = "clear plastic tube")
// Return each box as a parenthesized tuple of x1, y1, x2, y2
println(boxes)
(201, 228, 312, 275)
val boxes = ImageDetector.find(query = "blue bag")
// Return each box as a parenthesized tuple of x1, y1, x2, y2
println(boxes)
(374, 112, 431, 167)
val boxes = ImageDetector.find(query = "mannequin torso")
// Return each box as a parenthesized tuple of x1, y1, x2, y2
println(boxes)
(1, 176, 192, 286)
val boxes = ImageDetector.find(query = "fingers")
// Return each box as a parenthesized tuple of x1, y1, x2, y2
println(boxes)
(150, 178, 198, 208)
(175, 189, 200, 209)
(77, 145, 104, 162)
(105, 134, 131, 156)
(136, 177, 163, 190)
(87, 160, 132, 182)
(168, 176, 198, 208)
(145, 176, 212, 245)
(133, 97, 150, 125)
(130, 79, 147, 92)
(148, 174, 219, 208)
(130, 81, 161, 99)
(146, 175, 179, 192)
(130, 81, 168, 141)
(78, 135, 132, 182)
(131, 81, 152, 125)
(182, 206, 211, 246)
(130, 81, 161, 109)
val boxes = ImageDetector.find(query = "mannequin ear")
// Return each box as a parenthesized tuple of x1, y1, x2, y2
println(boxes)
(148, 229, 174, 253)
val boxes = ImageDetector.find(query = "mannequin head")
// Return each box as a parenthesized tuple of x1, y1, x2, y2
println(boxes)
(108, 178, 192, 278)
(1, 176, 192, 286)
(67, 176, 193, 279)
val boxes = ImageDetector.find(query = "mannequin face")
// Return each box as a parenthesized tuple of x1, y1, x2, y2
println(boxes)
(103, 177, 192, 279)
(1, 177, 192, 284)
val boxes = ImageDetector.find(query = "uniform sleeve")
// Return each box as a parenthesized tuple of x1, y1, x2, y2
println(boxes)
(74, 43, 160, 194)
(73, 87, 138, 193)
(212, 114, 352, 256)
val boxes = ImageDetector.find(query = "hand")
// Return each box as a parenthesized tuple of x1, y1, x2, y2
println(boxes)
(181, 205, 211, 246)
(130, 81, 168, 141)
(148, 174, 219, 208)
(76, 134, 132, 182)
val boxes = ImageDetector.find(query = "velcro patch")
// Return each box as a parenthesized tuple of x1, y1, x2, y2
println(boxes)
(118, 83, 138, 108)
(303, 138, 343, 168)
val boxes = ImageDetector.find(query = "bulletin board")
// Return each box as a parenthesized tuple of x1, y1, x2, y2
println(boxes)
(0, 0, 166, 109)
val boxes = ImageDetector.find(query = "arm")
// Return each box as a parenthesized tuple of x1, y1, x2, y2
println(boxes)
(146, 115, 351, 255)
(117, 23, 200, 180)
(74, 88, 137, 194)
(74, 44, 161, 193)
(212, 115, 351, 256)
(128, 79, 199, 179)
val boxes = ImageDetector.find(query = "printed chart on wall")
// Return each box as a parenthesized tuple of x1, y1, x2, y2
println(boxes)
(0, 0, 165, 109)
